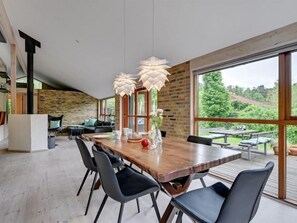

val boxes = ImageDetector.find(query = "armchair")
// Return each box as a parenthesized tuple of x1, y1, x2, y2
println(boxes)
(48, 115, 64, 136)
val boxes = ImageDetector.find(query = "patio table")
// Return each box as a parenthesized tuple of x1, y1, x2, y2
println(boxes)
(209, 129, 258, 143)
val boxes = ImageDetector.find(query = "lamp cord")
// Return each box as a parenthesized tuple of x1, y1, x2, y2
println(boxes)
(152, 0, 155, 56)
(124, 0, 126, 72)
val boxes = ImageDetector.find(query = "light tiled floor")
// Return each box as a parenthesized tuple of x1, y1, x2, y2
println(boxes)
(0, 137, 296, 223)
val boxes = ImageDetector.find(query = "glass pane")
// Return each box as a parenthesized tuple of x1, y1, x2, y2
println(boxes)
(292, 52, 297, 116)
(129, 94, 135, 115)
(128, 117, 135, 131)
(151, 89, 158, 112)
(197, 120, 278, 196)
(197, 57, 278, 119)
(286, 125, 297, 202)
(137, 90, 147, 115)
(137, 117, 147, 132)
(102, 100, 107, 114)
(16, 77, 42, 89)
(106, 98, 115, 116)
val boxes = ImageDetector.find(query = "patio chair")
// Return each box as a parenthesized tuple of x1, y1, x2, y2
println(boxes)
(171, 161, 274, 223)
(92, 149, 161, 223)
(75, 137, 123, 215)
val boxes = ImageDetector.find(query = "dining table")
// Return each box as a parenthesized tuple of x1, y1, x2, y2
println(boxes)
(82, 133, 241, 223)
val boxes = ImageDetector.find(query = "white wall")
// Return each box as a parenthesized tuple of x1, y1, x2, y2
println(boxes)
(0, 124, 8, 141)
(8, 114, 47, 152)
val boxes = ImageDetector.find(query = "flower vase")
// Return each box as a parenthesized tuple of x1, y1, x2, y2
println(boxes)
(149, 128, 162, 149)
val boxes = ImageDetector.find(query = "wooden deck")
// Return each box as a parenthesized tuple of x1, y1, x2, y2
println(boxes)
(210, 149, 297, 202)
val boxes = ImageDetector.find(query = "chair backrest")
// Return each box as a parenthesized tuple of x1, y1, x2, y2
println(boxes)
(187, 135, 212, 146)
(94, 126, 113, 133)
(48, 115, 63, 129)
(75, 137, 97, 171)
(92, 149, 124, 201)
(216, 161, 274, 223)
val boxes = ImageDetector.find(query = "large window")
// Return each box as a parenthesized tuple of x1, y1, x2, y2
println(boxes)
(197, 57, 279, 120)
(194, 51, 297, 203)
(292, 52, 297, 117)
(100, 97, 115, 122)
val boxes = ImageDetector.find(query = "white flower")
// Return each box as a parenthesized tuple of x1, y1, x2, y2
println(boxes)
(150, 111, 156, 116)
(157, 109, 163, 114)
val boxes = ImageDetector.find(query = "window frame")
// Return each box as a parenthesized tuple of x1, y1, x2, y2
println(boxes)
(193, 50, 297, 203)
(99, 96, 115, 122)
(122, 87, 151, 132)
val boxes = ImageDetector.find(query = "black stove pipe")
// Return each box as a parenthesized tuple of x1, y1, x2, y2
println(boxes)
(19, 30, 41, 114)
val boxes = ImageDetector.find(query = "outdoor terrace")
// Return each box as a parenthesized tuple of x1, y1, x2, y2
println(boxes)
(211, 148, 297, 203)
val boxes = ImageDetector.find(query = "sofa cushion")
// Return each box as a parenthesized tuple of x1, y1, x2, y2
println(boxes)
(84, 118, 97, 126)
(50, 120, 60, 128)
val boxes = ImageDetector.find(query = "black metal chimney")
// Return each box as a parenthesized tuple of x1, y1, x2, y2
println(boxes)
(19, 30, 41, 114)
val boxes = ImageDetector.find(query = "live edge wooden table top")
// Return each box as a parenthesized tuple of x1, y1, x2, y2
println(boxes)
(83, 133, 241, 184)
(83, 133, 241, 223)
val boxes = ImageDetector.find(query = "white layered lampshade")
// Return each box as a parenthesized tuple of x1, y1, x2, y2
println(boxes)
(138, 56, 171, 91)
(113, 72, 137, 97)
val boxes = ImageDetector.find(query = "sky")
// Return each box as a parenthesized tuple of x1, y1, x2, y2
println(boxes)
(221, 57, 278, 89)
(198, 53, 297, 88)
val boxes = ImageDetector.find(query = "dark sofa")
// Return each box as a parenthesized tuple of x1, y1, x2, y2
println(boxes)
(83, 120, 115, 133)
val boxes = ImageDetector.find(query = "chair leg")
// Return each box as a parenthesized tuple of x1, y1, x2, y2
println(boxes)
(77, 169, 90, 196)
(176, 211, 183, 223)
(150, 193, 161, 221)
(118, 203, 125, 223)
(155, 191, 160, 200)
(136, 198, 140, 213)
(85, 172, 98, 215)
(94, 194, 108, 223)
(200, 178, 206, 188)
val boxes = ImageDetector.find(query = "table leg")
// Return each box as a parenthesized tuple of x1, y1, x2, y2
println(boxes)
(94, 179, 101, 190)
(160, 203, 177, 223)
(160, 174, 194, 222)
(224, 135, 227, 143)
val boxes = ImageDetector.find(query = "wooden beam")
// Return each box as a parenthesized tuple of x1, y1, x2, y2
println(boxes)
(0, 0, 26, 74)
(278, 53, 287, 199)
(10, 43, 16, 114)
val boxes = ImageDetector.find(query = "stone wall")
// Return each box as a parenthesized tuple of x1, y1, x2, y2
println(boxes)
(38, 89, 98, 126)
(158, 61, 191, 139)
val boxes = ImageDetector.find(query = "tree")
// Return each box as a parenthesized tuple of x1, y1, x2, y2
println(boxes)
(202, 71, 231, 127)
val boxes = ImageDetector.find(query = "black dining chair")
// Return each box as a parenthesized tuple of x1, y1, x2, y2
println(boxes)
(171, 161, 274, 223)
(92, 149, 161, 223)
(155, 135, 212, 200)
(187, 135, 212, 188)
(75, 137, 123, 215)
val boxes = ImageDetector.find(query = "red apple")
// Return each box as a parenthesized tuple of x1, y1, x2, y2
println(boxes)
(141, 138, 150, 148)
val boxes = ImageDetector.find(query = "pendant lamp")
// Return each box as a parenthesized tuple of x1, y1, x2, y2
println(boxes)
(113, 0, 136, 97)
(138, 0, 170, 91)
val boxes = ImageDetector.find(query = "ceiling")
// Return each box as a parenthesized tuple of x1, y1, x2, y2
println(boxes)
(1, 0, 297, 99)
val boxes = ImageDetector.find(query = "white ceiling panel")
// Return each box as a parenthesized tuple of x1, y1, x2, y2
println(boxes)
(2, 0, 297, 98)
